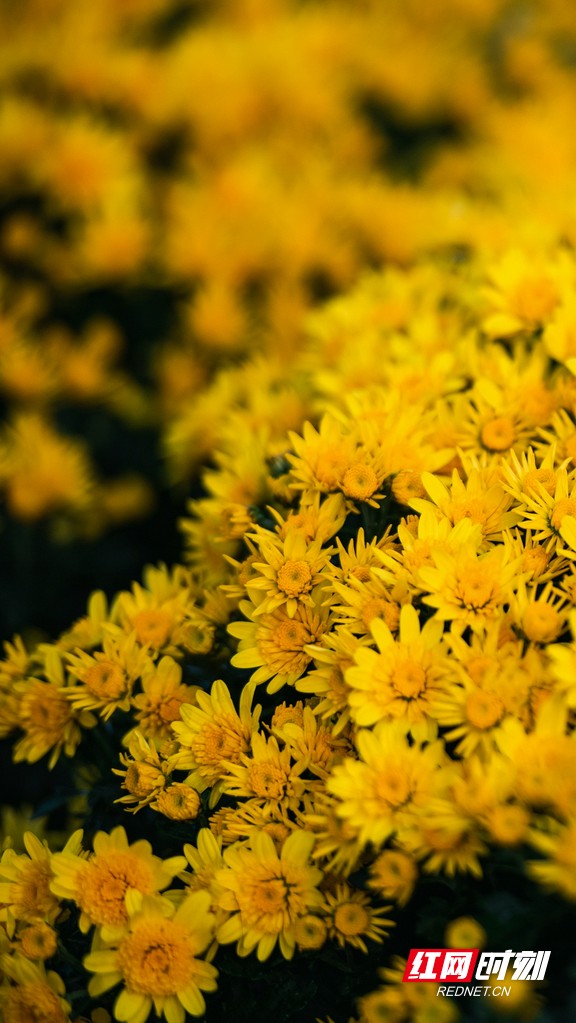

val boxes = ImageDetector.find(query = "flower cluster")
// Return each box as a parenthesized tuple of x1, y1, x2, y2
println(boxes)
(3, 1, 576, 1022)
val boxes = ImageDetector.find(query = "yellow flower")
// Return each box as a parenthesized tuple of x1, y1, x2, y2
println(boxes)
(330, 574, 405, 637)
(496, 716, 576, 818)
(501, 445, 560, 507)
(112, 564, 193, 655)
(501, 527, 566, 584)
(444, 915, 487, 949)
(324, 883, 394, 952)
(508, 579, 568, 644)
(12, 647, 94, 769)
(368, 849, 418, 907)
(418, 542, 519, 634)
(39, 114, 138, 213)
(0, 411, 95, 522)
(247, 526, 332, 619)
(431, 675, 510, 759)
(219, 731, 307, 813)
(547, 609, 576, 707)
(229, 600, 330, 693)
(274, 704, 349, 778)
(17, 921, 58, 961)
(84, 891, 218, 1023)
(65, 631, 151, 721)
(151, 783, 201, 821)
(528, 816, 576, 900)
(297, 625, 368, 734)
(170, 680, 260, 802)
(345, 604, 451, 740)
(515, 463, 576, 554)
(216, 829, 323, 961)
(288, 416, 356, 496)
(50, 826, 186, 940)
(182, 829, 225, 901)
(327, 722, 451, 851)
(294, 913, 328, 951)
(209, 802, 293, 848)
(130, 656, 198, 743)
(380, 506, 482, 591)
(113, 731, 169, 812)
(411, 467, 518, 541)
(0, 956, 71, 1023)
(482, 248, 561, 337)
(0, 832, 73, 927)
(400, 802, 488, 878)
(543, 292, 576, 371)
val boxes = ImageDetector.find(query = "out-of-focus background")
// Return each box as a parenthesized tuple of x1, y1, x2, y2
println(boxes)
(2, 0, 575, 640)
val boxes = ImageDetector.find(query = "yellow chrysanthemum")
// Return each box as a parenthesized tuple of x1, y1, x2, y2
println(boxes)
(111, 564, 193, 655)
(246, 527, 332, 619)
(229, 600, 330, 693)
(12, 647, 95, 768)
(216, 829, 323, 961)
(0, 832, 76, 927)
(84, 891, 218, 1023)
(50, 827, 186, 940)
(219, 731, 307, 814)
(418, 542, 519, 634)
(65, 631, 151, 721)
(130, 656, 198, 743)
(0, 956, 71, 1023)
(113, 731, 169, 812)
(327, 721, 452, 851)
(345, 604, 451, 740)
(368, 849, 418, 907)
(170, 679, 260, 803)
(527, 817, 576, 900)
(323, 883, 394, 953)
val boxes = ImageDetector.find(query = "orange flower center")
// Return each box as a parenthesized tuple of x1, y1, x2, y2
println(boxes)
(276, 559, 313, 597)
(391, 470, 425, 504)
(118, 917, 197, 995)
(124, 761, 165, 798)
(84, 660, 127, 700)
(294, 914, 327, 949)
(455, 565, 499, 612)
(523, 467, 557, 496)
(512, 274, 557, 323)
(550, 496, 576, 531)
(78, 853, 154, 926)
(393, 661, 426, 698)
(465, 689, 504, 729)
(522, 602, 563, 643)
(272, 620, 311, 650)
(12, 859, 58, 922)
(334, 901, 371, 936)
(521, 545, 550, 579)
(341, 463, 379, 501)
(480, 416, 516, 452)
(248, 760, 288, 800)
(132, 608, 172, 648)
(362, 598, 400, 631)
(154, 784, 201, 820)
(26, 687, 72, 732)
(192, 721, 244, 770)
(375, 766, 411, 808)
(19, 922, 58, 961)
(487, 804, 530, 846)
